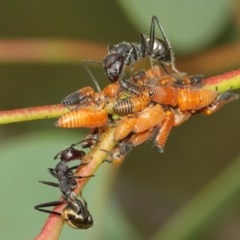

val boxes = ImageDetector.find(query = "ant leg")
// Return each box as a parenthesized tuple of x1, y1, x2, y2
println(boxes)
(140, 32, 157, 73)
(121, 48, 134, 81)
(48, 168, 57, 178)
(68, 165, 95, 178)
(119, 79, 142, 96)
(81, 128, 99, 149)
(34, 201, 63, 215)
(152, 16, 184, 75)
(140, 32, 149, 57)
(146, 17, 172, 75)
(74, 175, 94, 179)
(72, 138, 98, 148)
(39, 180, 59, 188)
(68, 164, 86, 172)
(148, 16, 156, 54)
(74, 197, 92, 219)
(100, 148, 113, 163)
(203, 92, 239, 115)
(160, 63, 171, 75)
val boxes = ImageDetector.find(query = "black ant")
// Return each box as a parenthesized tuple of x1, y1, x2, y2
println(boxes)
(34, 160, 94, 229)
(35, 194, 93, 229)
(103, 15, 181, 83)
(35, 139, 95, 229)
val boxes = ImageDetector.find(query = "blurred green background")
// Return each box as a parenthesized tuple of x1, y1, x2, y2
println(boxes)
(0, 0, 240, 239)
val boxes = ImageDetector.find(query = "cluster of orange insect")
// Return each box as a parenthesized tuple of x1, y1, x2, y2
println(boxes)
(55, 16, 238, 167)
(55, 63, 237, 166)
(36, 16, 238, 229)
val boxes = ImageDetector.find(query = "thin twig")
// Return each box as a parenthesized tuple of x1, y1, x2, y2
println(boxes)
(0, 104, 68, 125)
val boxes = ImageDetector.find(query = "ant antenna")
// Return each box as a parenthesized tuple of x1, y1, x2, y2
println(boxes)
(82, 60, 102, 92)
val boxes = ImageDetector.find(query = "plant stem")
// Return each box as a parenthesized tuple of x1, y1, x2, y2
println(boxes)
(34, 127, 117, 240)
(0, 69, 239, 126)
(204, 68, 240, 92)
(0, 104, 68, 125)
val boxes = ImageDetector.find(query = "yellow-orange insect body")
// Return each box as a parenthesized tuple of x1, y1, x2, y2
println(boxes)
(177, 88, 218, 111)
(154, 110, 175, 152)
(149, 86, 178, 106)
(114, 90, 150, 114)
(114, 117, 137, 141)
(133, 104, 165, 133)
(55, 108, 108, 128)
(102, 83, 120, 97)
(150, 86, 219, 112)
(129, 129, 154, 146)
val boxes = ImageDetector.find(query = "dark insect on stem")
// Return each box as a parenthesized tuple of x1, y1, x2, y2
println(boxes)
(103, 15, 181, 83)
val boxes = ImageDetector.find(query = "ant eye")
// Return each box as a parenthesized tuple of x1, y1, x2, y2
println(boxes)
(149, 89, 154, 96)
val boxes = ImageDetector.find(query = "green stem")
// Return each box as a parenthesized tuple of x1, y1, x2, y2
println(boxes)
(0, 104, 68, 125)
(0, 68, 239, 125)
(203, 68, 240, 92)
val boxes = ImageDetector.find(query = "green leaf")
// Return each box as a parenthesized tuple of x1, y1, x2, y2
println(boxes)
(117, 0, 236, 54)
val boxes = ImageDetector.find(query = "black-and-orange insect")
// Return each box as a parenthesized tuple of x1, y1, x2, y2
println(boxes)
(114, 90, 150, 114)
(61, 60, 102, 106)
(61, 86, 96, 106)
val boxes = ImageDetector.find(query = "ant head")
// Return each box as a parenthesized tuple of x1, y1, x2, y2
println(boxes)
(103, 53, 125, 82)
(54, 147, 86, 162)
(147, 37, 171, 63)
